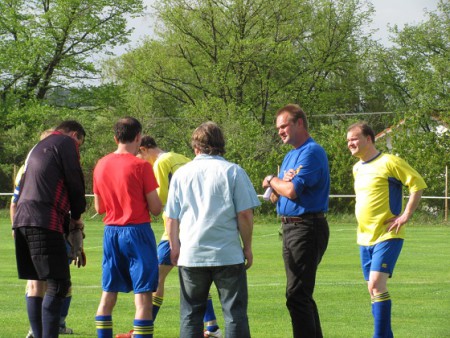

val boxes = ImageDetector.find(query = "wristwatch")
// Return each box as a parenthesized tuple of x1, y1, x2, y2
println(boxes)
(266, 175, 275, 185)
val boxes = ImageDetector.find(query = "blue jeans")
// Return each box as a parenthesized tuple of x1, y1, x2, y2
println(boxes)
(178, 264, 250, 338)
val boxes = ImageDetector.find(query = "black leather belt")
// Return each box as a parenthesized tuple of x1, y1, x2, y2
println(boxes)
(281, 213, 325, 223)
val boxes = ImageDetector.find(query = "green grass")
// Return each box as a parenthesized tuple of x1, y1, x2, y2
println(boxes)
(1, 215, 449, 337)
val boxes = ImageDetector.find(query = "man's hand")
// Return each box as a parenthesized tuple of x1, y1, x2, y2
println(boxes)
(243, 247, 253, 269)
(385, 190, 424, 234)
(385, 214, 409, 234)
(262, 175, 272, 189)
(283, 169, 295, 182)
(167, 217, 180, 266)
(170, 245, 180, 266)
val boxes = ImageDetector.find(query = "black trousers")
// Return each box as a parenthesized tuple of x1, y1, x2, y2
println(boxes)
(282, 217, 329, 338)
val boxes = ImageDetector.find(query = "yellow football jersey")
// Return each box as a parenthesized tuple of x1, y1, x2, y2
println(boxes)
(353, 153, 427, 246)
(152, 152, 190, 241)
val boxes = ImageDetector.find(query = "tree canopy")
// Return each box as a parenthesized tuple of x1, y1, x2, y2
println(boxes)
(0, 0, 144, 108)
(374, 0, 450, 200)
(0, 0, 448, 215)
(108, 0, 375, 124)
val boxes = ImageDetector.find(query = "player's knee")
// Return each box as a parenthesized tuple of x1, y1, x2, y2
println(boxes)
(26, 280, 47, 297)
(367, 285, 375, 298)
(46, 279, 72, 298)
(368, 281, 387, 296)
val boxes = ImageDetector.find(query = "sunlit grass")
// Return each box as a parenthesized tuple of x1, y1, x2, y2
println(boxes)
(1, 214, 449, 337)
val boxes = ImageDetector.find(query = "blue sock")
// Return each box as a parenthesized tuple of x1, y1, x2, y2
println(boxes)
(203, 293, 218, 324)
(42, 294, 63, 338)
(95, 315, 113, 338)
(372, 292, 393, 338)
(152, 296, 163, 321)
(60, 295, 72, 327)
(133, 319, 153, 337)
(27, 296, 43, 338)
(206, 324, 219, 333)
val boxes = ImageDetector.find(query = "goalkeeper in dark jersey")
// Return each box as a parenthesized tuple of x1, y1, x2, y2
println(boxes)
(12, 120, 87, 338)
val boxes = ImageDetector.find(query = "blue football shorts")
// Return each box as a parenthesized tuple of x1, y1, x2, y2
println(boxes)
(360, 238, 404, 281)
(66, 240, 72, 265)
(102, 223, 158, 293)
(157, 240, 172, 266)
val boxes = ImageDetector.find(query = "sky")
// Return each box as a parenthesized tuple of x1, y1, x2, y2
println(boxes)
(113, 0, 439, 56)
(368, 0, 438, 43)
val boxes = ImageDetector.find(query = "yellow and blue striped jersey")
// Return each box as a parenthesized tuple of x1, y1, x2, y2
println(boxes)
(353, 153, 426, 246)
(152, 152, 190, 241)
(11, 165, 25, 203)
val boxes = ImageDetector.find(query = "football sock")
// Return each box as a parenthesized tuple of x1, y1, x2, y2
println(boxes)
(203, 293, 218, 324)
(27, 296, 43, 338)
(95, 315, 113, 338)
(133, 319, 154, 337)
(372, 292, 393, 338)
(206, 324, 220, 333)
(59, 294, 72, 327)
(42, 294, 64, 338)
(152, 295, 163, 321)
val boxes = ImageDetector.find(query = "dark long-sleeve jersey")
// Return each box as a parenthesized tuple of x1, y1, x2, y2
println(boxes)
(13, 132, 86, 233)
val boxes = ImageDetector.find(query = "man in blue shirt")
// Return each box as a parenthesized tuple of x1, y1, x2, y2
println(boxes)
(262, 104, 330, 338)
(166, 121, 260, 338)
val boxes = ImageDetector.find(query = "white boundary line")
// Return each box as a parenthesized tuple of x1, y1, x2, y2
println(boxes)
(7, 280, 449, 289)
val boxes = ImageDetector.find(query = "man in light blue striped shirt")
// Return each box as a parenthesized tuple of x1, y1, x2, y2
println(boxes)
(166, 121, 260, 338)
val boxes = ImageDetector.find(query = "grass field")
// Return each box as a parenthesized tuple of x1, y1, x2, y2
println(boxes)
(1, 214, 449, 338)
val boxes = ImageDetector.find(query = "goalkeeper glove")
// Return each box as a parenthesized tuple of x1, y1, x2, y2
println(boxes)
(67, 219, 86, 268)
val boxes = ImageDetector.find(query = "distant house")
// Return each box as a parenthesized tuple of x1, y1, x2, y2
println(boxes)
(375, 116, 449, 150)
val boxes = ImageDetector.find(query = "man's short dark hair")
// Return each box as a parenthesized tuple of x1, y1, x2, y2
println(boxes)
(348, 122, 375, 143)
(191, 121, 226, 156)
(56, 120, 86, 138)
(276, 104, 308, 131)
(114, 117, 142, 143)
(141, 136, 158, 149)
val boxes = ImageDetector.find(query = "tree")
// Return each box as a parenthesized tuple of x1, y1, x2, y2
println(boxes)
(390, 0, 449, 117)
(105, 0, 375, 198)
(0, 0, 144, 110)
(0, 0, 145, 202)
(370, 0, 450, 211)
(110, 0, 374, 120)
(0, 102, 122, 206)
